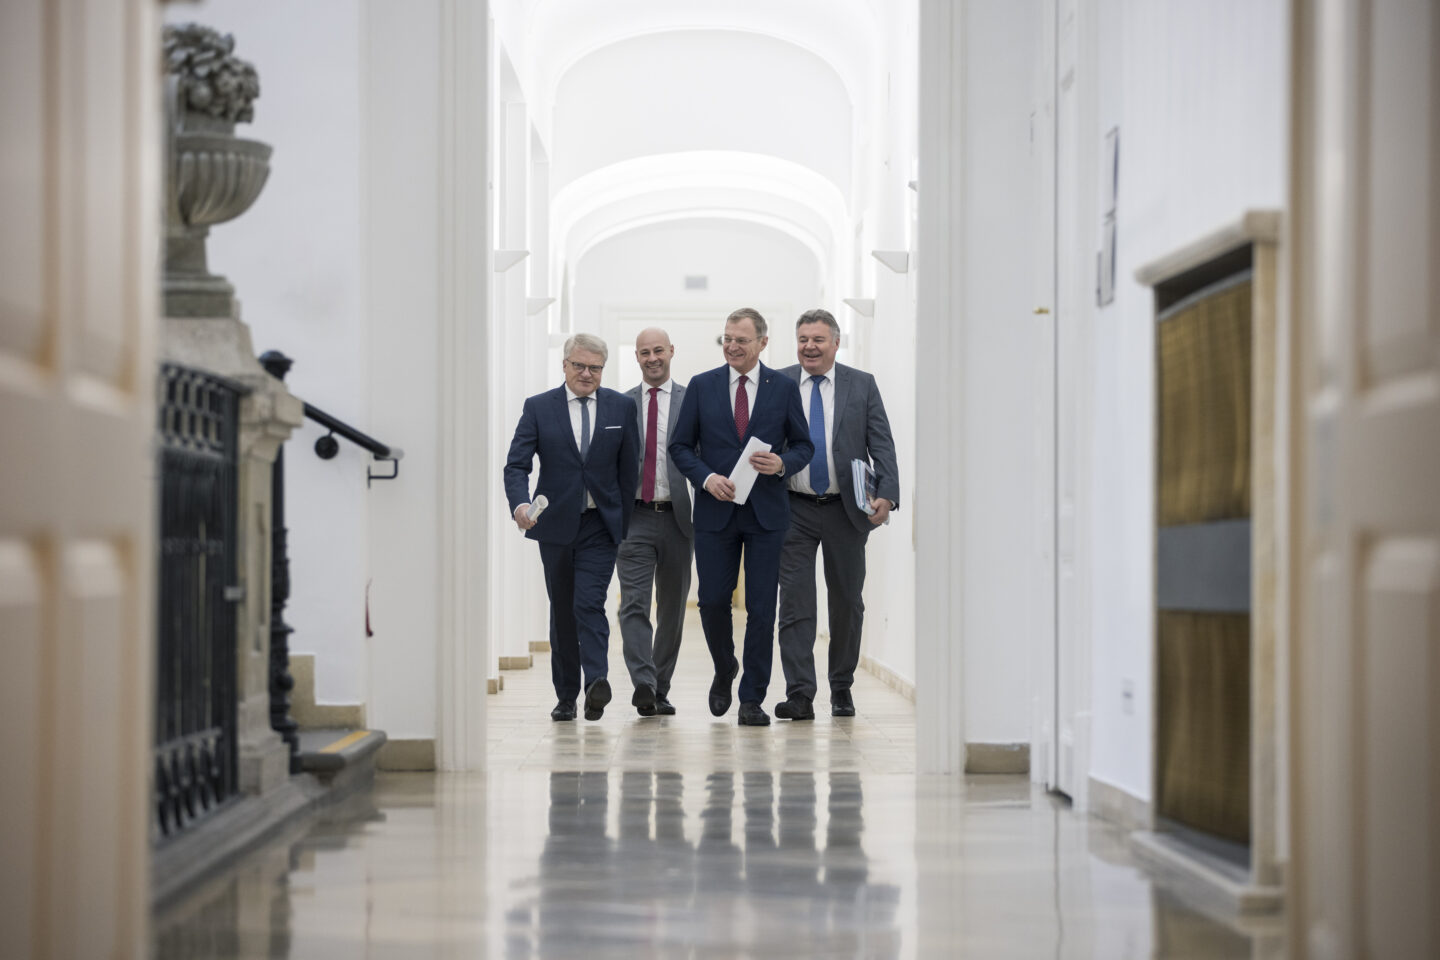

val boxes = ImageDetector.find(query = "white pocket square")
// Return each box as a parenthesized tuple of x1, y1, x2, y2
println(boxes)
(604, 424, 621, 430)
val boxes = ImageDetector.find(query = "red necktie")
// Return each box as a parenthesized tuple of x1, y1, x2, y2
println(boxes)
(641, 386, 659, 502)
(734, 374, 749, 438)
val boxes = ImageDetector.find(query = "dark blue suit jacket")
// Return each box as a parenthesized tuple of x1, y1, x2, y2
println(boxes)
(504, 385, 639, 546)
(668, 363, 814, 532)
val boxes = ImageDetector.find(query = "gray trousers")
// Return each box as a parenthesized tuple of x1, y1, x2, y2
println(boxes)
(777, 496, 870, 701)
(616, 507, 693, 698)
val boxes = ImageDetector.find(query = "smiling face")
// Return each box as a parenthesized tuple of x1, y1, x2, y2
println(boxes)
(563, 346, 605, 397)
(795, 320, 840, 376)
(722, 316, 767, 374)
(634, 328, 674, 387)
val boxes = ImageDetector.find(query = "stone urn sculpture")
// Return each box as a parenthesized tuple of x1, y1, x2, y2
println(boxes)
(163, 24, 271, 318)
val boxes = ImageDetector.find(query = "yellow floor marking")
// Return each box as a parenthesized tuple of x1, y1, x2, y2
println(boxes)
(319, 730, 370, 754)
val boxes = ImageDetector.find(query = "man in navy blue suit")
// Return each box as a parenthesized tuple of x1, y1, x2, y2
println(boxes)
(669, 308, 813, 726)
(505, 333, 640, 722)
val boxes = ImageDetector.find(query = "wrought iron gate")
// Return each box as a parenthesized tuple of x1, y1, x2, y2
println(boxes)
(154, 364, 243, 839)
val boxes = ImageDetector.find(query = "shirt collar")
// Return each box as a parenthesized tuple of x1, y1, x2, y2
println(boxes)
(729, 364, 759, 384)
(801, 365, 835, 384)
(565, 386, 594, 403)
(641, 379, 672, 394)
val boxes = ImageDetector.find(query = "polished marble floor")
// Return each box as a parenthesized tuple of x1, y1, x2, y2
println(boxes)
(154, 611, 1284, 958)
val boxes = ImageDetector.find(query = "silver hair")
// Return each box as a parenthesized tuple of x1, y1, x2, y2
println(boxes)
(796, 308, 841, 340)
(563, 332, 609, 362)
(726, 306, 768, 339)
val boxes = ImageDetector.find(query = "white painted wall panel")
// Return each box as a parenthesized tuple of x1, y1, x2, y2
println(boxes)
(166, 1, 370, 705)
(1086, 0, 1288, 799)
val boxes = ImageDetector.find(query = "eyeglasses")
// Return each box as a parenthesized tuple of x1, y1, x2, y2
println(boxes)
(567, 360, 604, 375)
(722, 336, 756, 346)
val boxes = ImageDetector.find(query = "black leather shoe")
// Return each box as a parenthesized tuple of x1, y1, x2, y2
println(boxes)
(709, 660, 739, 717)
(831, 689, 856, 717)
(737, 701, 771, 726)
(584, 678, 612, 721)
(655, 696, 676, 716)
(774, 696, 815, 721)
(551, 700, 576, 722)
(633, 683, 657, 717)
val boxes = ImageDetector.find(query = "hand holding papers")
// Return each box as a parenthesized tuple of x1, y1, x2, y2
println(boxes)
(728, 436, 772, 505)
(526, 495, 549, 521)
(851, 459, 889, 524)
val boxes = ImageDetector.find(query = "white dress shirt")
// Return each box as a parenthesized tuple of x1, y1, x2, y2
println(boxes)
(728, 363, 759, 416)
(637, 379, 673, 501)
(704, 364, 769, 490)
(790, 366, 838, 495)
(565, 386, 596, 509)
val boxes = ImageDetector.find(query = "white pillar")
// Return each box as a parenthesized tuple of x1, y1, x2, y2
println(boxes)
(914, 0, 968, 774)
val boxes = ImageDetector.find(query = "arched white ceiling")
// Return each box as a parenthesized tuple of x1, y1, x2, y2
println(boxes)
(551, 31, 854, 196)
(510, 0, 883, 136)
(551, 151, 850, 289)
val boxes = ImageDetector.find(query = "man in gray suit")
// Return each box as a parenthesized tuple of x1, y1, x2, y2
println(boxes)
(616, 328, 694, 716)
(775, 309, 900, 719)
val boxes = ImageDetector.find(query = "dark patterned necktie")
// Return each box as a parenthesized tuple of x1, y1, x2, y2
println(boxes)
(734, 374, 749, 438)
(641, 387, 659, 501)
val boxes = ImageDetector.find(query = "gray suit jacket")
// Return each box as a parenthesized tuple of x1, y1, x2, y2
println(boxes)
(626, 380, 694, 540)
(780, 362, 901, 534)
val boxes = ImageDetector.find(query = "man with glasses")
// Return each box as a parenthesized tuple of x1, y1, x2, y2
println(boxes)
(669, 308, 813, 726)
(774, 309, 900, 721)
(505, 334, 640, 722)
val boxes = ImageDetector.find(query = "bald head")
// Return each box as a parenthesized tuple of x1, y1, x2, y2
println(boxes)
(635, 327, 675, 387)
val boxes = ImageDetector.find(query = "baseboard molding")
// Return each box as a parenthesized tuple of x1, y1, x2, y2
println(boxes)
(499, 654, 533, 670)
(529, 640, 551, 653)
(858, 654, 915, 702)
(376, 738, 436, 772)
(289, 653, 365, 730)
(1130, 830, 1284, 917)
(1089, 775, 1154, 833)
(965, 742, 1030, 774)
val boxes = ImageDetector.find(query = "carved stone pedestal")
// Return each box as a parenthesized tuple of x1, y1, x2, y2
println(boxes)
(163, 311, 303, 795)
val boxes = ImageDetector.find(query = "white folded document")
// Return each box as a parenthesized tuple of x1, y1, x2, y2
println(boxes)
(727, 436, 772, 505)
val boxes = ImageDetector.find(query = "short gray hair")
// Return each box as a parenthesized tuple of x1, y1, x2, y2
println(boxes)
(563, 332, 608, 362)
(796, 308, 841, 340)
(726, 307, 767, 339)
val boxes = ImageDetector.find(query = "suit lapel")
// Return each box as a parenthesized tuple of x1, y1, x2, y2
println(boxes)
(830, 364, 851, 435)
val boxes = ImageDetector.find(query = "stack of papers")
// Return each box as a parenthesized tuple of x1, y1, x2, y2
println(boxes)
(851, 459, 877, 516)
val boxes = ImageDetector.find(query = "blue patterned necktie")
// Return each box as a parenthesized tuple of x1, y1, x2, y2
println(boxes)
(579, 397, 591, 459)
(808, 375, 828, 493)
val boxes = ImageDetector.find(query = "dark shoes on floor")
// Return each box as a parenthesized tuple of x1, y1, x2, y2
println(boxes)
(584, 678, 612, 721)
(655, 696, 676, 716)
(831, 689, 856, 717)
(551, 699, 576, 722)
(774, 696, 815, 721)
(709, 660, 739, 717)
(738, 701, 771, 726)
(633, 683, 657, 717)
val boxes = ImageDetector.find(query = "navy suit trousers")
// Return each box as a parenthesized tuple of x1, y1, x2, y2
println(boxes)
(539, 511, 616, 700)
(694, 501, 785, 705)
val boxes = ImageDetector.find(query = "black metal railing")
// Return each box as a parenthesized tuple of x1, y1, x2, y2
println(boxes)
(259, 350, 402, 775)
(155, 363, 245, 840)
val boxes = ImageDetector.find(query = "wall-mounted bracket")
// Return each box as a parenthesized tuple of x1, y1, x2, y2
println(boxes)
(494, 250, 529, 273)
(526, 297, 556, 315)
(872, 250, 911, 274)
(842, 298, 876, 317)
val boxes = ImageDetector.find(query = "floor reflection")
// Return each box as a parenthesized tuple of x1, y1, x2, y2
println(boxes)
(154, 770, 1281, 959)
(502, 770, 902, 959)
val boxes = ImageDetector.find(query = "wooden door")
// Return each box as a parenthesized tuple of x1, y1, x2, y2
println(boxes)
(1290, 1, 1439, 956)
(0, 1, 161, 956)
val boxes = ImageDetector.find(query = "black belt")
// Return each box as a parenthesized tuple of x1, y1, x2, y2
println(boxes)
(635, 500, 674, 511)
(790, 491, 842, 504)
